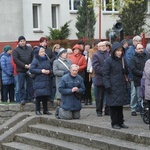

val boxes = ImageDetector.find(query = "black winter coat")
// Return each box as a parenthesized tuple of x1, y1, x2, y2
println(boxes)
(29, 56, 52, 97)
(13, 45, 33, 73)
(103, 56, 129, 106)
(130, 52, 149, 87)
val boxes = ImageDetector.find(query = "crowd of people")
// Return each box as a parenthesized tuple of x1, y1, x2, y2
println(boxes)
(0, 35, 150, 129)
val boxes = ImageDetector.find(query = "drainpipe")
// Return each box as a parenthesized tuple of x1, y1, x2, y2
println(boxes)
(99, 0, 101, 41)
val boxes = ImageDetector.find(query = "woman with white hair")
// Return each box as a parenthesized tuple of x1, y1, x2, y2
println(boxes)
(53, 48, 72, 105)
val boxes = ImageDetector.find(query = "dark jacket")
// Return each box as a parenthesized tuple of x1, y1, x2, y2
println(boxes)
(130, 52, 149, 87)
(92, 50, 110, 86)
(59, 73, 85, 111)
(103, 42, 129, 106)
(29, 52, 52, 97)
(13, 45, 33, 73)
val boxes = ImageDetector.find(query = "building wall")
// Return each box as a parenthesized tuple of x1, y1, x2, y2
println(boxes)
(0, 0, 23, 42)
(0, 0, 149, 43)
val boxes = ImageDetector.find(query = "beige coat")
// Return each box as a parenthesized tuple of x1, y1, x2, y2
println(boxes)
(88, 46, 98, 81)
(144, 59, 150, 100)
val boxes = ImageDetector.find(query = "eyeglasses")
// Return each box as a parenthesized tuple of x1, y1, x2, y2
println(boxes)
(98, 45, 106, 47)
(137, 47, 144, 50)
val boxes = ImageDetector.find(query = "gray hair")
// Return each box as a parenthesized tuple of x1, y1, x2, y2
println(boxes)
(133, 36, 142, 41)
(70, 64, 79, 70)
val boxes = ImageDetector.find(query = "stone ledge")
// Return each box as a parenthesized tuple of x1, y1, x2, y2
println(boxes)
(0, 102, 57, 125)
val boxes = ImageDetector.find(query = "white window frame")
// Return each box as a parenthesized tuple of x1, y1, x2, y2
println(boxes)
(69, 0, 81, 13)
(102, 0, 119, 14)
(147, 1, 150, 14)
(51, 5, 59, 29)
(33, 4, 41, 31)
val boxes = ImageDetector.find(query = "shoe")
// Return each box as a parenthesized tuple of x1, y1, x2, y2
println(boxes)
(43, 111, 52, 115)
(112, 125, 121, 129)
(105, 112, 110, 116)
(36, 111, 42, 115)
(55, 106, 60, 118)
(85, 102, 88, 105)
(50, 100, 54, 104)
(20, 100, 26, 105)
(131, 111, 137, 116)
(89, 102, 92, 105)
(120, 124, 129, 129)
(97, 113, 102, 117)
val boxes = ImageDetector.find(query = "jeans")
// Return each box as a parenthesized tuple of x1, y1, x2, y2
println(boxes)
(14, 75, 20, 103)
(18, 72, 34, 102)
(130, 81, 137, 112)
(130, 81, 141, 112)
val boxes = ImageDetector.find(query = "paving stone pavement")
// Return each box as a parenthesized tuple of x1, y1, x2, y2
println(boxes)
(44, 103, 150, 135)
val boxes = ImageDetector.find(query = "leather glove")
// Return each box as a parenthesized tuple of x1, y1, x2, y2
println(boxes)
(122, 68, 128, 74)
(106, 88, 112, 94)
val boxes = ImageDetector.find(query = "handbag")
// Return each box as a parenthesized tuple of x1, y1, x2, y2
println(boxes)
(87, 57, 93, 73)
(122, 58, 131, 89)
(26, 70, 36, 79)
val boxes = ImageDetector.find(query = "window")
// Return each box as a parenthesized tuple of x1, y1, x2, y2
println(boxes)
(33, 4, 41, 30)
(52, 5, 59, 28)
(69, 0, 81, 11)
(102, 0, 120, 13)
(147, 1, 150, 14)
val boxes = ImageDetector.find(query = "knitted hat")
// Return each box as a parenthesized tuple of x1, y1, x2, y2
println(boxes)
(18, 36, 26, 42)
(58, 48, 67, 56)
(3, 45, 12, 53)
(121, 39, 128, 46)
(72, 44, 82, 51)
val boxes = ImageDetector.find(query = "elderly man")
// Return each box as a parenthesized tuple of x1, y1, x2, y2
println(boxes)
(55, 64, 85, 119)
(130, 43, 149, 116)
(92, 41, 110, 117)
(125, 35, 142, 116)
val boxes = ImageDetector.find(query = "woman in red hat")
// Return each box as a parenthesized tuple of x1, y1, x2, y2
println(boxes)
(68, 44, 87, 79)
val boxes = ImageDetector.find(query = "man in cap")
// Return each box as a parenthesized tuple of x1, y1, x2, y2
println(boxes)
(13, 36, 34, 105)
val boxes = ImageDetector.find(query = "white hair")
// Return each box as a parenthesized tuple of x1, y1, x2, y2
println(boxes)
(133, 36, 142, 41)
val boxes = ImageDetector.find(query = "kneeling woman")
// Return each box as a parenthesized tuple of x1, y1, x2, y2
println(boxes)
(30, 47, 52, 115)
(103, 42, 129, 129)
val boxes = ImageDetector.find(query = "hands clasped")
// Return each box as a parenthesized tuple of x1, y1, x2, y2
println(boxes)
(72, 87, 79, 92)
(41, 69, 50, 74)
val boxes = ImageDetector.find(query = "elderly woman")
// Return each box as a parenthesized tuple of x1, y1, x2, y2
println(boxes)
(53, 48, 72, 105)
(68, 44, 87, 79)
(29, 47, 53, 115)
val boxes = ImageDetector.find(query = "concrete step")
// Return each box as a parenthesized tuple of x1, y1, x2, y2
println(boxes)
(40, 117, 150, 146)
(28, 123, 150, 150)
(13, 132, 99, 150)
(1, 142, 44, 150)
